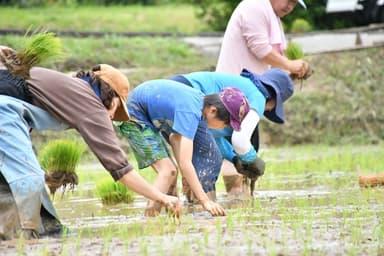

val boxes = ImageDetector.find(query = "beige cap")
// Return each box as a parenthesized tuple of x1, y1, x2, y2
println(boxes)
(93, 64, 130, 121)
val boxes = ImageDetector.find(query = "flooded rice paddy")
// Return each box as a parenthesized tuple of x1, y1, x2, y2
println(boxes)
(1, 146, 384, 255)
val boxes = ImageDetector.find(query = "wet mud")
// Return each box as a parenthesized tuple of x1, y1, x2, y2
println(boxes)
(1, 170, 383, 256)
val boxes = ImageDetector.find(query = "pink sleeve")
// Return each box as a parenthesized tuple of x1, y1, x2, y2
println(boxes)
(239, 4, 273, 59)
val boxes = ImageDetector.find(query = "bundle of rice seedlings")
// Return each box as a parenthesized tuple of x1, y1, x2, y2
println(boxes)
(96, 177, 135, 205)
(285, 41, 304, 60)
(39, 139, 84, 196)
(285, 41, 313, 88)
(0, 31, 64, 79)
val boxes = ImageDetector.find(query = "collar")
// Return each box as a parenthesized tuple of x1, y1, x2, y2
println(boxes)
(80, 75, 101, 99)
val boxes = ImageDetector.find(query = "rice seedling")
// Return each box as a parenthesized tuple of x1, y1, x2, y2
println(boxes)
(0, 30, 64, 79)
(39, 139, 85, 195)
(5, 144, 383, 255)
(286, 41, 304, 60)
(96, 177, 135, 205)
(285, 40, 313, 89)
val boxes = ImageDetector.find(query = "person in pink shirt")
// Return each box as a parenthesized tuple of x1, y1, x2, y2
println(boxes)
(216, 0, 309, 75)
(216, 0, 309, 196)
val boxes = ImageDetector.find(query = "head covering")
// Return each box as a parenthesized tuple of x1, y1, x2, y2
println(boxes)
(259, 68, 294, 124)
(219, 87, 250, 131)
(93, 64, 130, 121)
(298, 0, 307, 9)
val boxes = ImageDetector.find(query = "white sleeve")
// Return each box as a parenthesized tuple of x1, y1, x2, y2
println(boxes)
(232, 109, 260, 155)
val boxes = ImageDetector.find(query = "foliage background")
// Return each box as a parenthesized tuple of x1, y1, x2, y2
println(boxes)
(0, 0, 366, 31)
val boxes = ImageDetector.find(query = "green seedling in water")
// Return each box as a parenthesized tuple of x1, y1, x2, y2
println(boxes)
(39, 139, 84, 195)
(96, 177, 135, 205)
(15, 144, 384, 255)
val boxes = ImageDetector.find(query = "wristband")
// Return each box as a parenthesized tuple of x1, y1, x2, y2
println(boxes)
(238, 147, 257, 163)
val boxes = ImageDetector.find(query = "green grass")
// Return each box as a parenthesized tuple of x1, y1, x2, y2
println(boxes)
(0, 5, 207, 34)
(0, 34, 216, 86)
(74, 144, 384, 192)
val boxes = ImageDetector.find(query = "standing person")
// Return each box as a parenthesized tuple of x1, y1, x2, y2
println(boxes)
(216, 0, 309, 76)
(215, 0, 309, 194)
(114, 79, 250, 217)
(170, 68, 294, 195)
(0, 46, 181, 240)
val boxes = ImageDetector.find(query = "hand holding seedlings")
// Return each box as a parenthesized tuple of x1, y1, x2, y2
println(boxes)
(233, 157, 265, 179)
(233, 157, 265, 196)
(0, 32, 64, 79)
(285, 42, 313, 89)
(162, 196, 182, 223)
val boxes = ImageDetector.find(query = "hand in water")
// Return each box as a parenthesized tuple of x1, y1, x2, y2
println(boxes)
(201, 200, 226, 216)
(161, 195, 182, 223)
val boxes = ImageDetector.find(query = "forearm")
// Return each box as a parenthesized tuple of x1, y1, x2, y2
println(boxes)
(119, 170, 166, 203)
(262, 49, 309, 77)
(261, 49, 290, 70)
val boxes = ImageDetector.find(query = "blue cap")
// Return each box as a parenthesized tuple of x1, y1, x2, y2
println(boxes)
(259, 69, 294, 124)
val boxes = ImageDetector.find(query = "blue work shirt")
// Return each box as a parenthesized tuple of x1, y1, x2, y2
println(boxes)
(127, 79, 204, 140)
(183, 71, 266, 117)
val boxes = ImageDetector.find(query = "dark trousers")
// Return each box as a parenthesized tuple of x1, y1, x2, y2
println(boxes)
(0, 70, 32, 103)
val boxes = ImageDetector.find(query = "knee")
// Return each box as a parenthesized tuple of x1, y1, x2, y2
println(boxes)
(152, 159, 178, 179)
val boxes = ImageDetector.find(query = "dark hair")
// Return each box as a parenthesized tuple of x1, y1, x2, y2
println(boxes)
(75, 65, 117, 109)
(265, 85, 277, 103)
(203, 94, 230, 124)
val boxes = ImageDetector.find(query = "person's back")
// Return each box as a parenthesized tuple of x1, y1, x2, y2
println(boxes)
(182, 71, 266, 117)
(28, 67, 103, 127)
(216, 0, 281, 74)
(27, 67, 133, 181)
(128, 79, 204, 139)
(0, 61, 182, 240)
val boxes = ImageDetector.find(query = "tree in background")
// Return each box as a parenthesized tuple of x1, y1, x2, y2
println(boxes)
(0, 0, 368, 30)
(0, 0, 188, 6)
(195, 0, 360, 32)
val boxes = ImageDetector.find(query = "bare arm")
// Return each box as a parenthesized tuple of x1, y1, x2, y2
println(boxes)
(262, 49, 309, 78)
(169, 134, 209, 202)
(169, 133, 225, 216)
(119, 170, 181, 217)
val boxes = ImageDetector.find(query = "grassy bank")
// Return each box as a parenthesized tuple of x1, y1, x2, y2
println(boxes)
(0, 5, 207, 34)
(263, 46, 384, 145)
(0, 34, 216, 86)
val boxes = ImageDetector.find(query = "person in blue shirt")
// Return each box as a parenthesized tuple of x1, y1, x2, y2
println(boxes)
(115, 79, 250, 217)
(169, 68, 294, 196)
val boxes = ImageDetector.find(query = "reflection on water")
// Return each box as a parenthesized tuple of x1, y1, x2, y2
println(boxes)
(2, 167, 383, 256)
(54, 182, 333, 232)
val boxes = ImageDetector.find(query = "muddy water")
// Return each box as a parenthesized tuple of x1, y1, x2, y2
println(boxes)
(1, 170, 384, 256)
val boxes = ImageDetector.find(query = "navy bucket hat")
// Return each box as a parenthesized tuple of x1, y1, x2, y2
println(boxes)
(259, 68, 294, 124)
